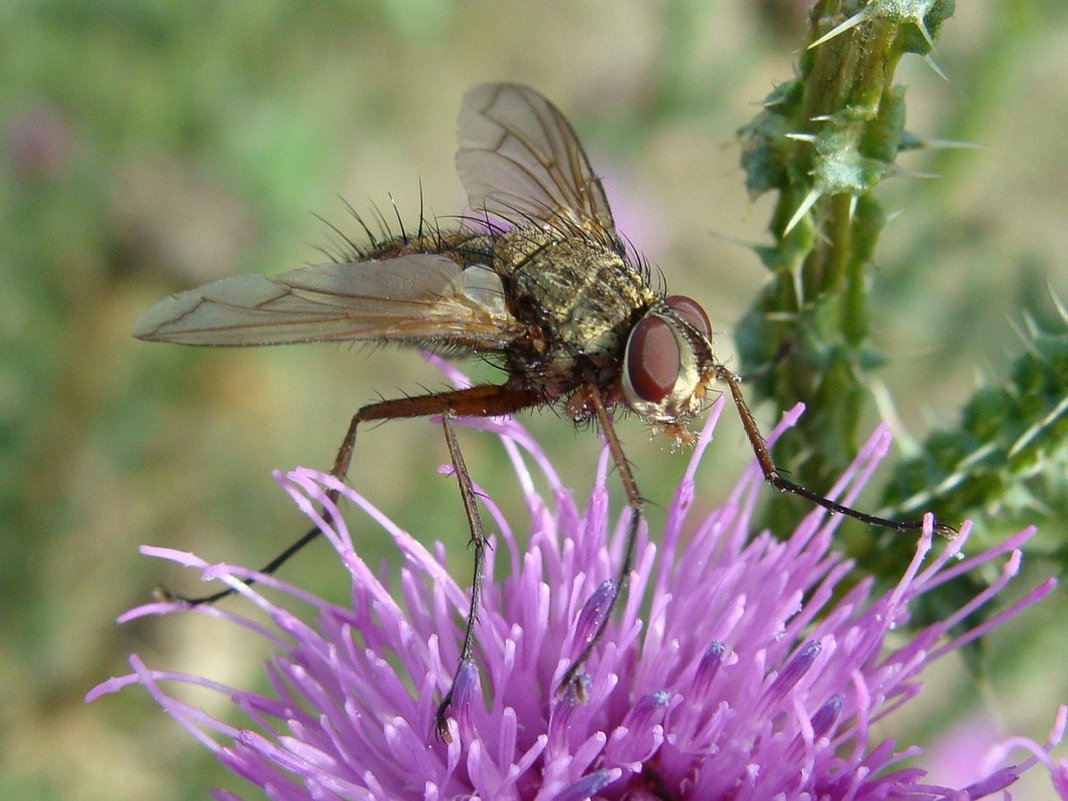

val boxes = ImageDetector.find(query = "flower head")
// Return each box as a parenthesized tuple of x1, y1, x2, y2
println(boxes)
(90, 365, 1064, 800)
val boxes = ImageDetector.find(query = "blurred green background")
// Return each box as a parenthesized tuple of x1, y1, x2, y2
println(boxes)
(2, 1, 1067, 799)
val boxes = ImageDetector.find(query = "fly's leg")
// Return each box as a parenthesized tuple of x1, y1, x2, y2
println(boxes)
(712, 364, 957, 538)
(552, 368, 956, 701)
(433, 410, 487, 740)
(159, 384, 542, 602)
(556, 382, 643, 700)
(159, 383, 540, 742)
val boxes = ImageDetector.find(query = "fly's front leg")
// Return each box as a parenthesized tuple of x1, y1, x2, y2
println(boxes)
(712, 363, 957, 538)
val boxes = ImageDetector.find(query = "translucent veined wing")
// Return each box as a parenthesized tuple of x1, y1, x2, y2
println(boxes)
(456, 82, 621, 252)
(133, 254, 521, 349)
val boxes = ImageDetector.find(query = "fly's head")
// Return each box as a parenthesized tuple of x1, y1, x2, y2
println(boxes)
(621, 295, 717, 444)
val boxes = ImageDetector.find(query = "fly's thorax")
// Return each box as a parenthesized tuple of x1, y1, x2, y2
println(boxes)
(494, 228, 656, 382)
(620, 296, 716, 425)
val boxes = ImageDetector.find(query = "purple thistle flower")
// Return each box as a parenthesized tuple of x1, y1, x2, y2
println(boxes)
(90, 360, 1066, 800)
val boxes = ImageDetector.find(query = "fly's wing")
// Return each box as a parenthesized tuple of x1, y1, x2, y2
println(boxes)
(133, 254, 521, 349)
(456, 82, 622, 252)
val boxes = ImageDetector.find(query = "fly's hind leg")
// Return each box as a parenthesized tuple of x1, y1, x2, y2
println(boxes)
(160, 383, 541, 610)
(162, 381, 541, 742)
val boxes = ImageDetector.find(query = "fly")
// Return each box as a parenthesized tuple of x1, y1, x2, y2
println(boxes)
(134, 82, 952, 739)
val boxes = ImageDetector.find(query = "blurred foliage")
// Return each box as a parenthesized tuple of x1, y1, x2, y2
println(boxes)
(2, 1, 1067, 800)
(883, 309, 1068, 542)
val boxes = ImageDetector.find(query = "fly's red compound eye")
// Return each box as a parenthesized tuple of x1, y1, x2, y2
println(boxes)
(625, 316, 681, 403)
(665, 295, 712, 339)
